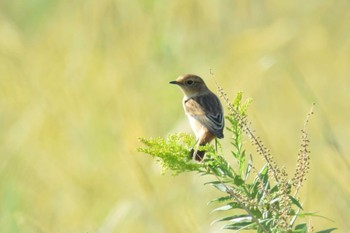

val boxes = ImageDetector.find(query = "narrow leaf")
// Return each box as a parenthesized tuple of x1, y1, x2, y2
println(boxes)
(212, 214, 251, 224)
(210, 202, 242, 213)
(239, 150, 246, 176)
(223, 221, 256, 230)
(289, 195, 303, 210)
(293, 223, 307, 233)
(315, 228, 337, 233)
(297, 212, 335, 222)
(244, 156, 253, 180)
(211, 183, 228, 192)
(208, 196, 231, 204)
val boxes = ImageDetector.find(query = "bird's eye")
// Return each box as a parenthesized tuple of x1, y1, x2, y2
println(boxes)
(186, 80, 194, 85)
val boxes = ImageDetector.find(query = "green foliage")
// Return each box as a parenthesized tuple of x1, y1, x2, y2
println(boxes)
(138, 133, 207, 175)
(138, 91, 335, 233)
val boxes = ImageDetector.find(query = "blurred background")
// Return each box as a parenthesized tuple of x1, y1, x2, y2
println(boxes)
(1, 0, 349, 232)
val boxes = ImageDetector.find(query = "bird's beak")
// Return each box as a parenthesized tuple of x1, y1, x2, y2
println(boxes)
(169, 81, 178, 85)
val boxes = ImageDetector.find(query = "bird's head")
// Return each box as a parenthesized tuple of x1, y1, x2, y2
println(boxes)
(169, 74, 208, 97)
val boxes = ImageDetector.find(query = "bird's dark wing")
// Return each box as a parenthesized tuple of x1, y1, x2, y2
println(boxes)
(184, 93, 224, 138)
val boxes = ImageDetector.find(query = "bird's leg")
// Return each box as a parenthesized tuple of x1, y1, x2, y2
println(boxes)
(193, 127, 205, 161)
(192, 138, 201, 161)
(190, 137, 199, 151)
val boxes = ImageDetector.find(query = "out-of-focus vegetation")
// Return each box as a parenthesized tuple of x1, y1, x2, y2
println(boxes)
(0, 0, 349, 232)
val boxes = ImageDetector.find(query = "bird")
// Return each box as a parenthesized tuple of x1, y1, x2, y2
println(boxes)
(169, 74, 224, 161)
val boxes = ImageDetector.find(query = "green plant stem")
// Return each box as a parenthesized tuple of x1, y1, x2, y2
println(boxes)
(210, 168, 269, 233)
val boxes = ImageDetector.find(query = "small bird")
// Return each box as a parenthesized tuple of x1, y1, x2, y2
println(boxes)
(170, 74, 224, 161)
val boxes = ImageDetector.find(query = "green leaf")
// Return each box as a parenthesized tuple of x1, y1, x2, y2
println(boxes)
(270, 184, 279, 193)
(242, 97, 252, 113)
(293, 223, 307, 233)
(233, 92, 243, 107)
(239, 150, 246, 176)
(210, 166, 225, 176)
(208, 196, 231, 204)
(204, 180, 224, 185)
(234, 176, 244, 186)
(207, 157, 235, 178)
(258, 180, 270, 203)
(210, 202, 242, 213)
(249, 208, 262, 218)
(296, 212, 335, 222)
(213, 214, 252, 224)
(315, 228, 337, 233)
(244, 156, 253, 180)
(211, 183, 228, 193)
(249, 179, 259, 199)
(259, 165, 269, 185)
(289, 195, 303, 209)
(223, 221, 257, 230)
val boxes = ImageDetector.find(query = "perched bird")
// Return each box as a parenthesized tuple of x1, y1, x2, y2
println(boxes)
(170, 74, 224, 161)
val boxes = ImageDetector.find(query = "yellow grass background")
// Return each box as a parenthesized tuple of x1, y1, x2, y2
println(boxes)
(1, 0, 349, 232)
